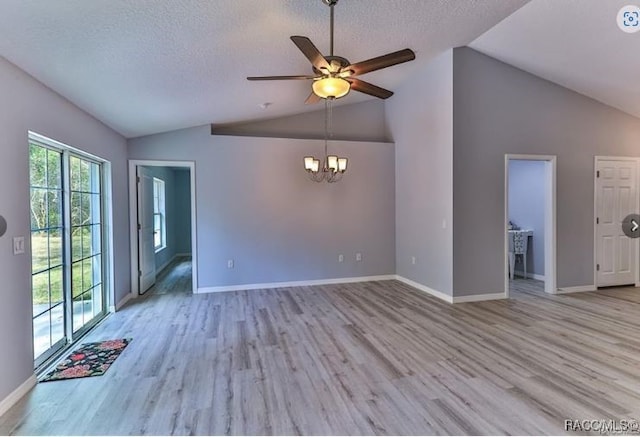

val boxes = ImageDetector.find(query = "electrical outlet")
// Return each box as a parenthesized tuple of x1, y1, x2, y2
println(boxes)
(338, 254, 344, 263)
(411, 256, 416, 265)
(227, 259, 234, 269)
(356, 252, 362, 262)
(13, 236, 25, 255)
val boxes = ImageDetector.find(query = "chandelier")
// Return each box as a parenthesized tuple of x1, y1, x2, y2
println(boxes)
(303, 99, 348, 183)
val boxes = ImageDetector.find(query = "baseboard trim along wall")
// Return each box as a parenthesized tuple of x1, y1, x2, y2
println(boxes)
(196, 275, 397, 294)
(199, 274, 508, 304)
(453, 292, 508, 303)
(155, 256, 176, 276)
(394, 276, 453, 303)
(554, 285, 596, 294)
(0, 374, 36, 417)
(110, 292, 134, 312)
(513, 271, 546, 281)
(395, 276, 508, 303)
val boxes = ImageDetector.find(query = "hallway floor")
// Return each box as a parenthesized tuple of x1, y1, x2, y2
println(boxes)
(148, 255, 192, 295)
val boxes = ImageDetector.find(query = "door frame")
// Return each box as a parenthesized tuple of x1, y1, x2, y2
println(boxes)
(593, 156, 640, 288)
(128, 160, 198, 295)
(504, 154, 557, 296)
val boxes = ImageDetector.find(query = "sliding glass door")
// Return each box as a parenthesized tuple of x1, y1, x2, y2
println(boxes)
(70, 156, 104, 334)
(30, 140, 107, 368)
(30, 145, 65, 365)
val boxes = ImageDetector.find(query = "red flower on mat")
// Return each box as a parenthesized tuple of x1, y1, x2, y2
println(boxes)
(96, 339, 127, 351)
(56, 365, 91, 379)
(70, 353, 85, 361)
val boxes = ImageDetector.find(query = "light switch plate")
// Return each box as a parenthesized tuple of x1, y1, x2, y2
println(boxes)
(13, 236, 25, 255)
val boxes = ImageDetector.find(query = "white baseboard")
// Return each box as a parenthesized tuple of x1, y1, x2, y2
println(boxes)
(453, 292, 508, 303)
(554, 285, 596, 294)
(110, 292, 134, 312)
(156, 254, 178, 275)
(394, 276, 507, 304)
(196, 275, 396, 294)
(0, 374, 36, 417)
(156, 253, 192, 276)
(513, 271, 546, 281)
(394, 276, 453, 303)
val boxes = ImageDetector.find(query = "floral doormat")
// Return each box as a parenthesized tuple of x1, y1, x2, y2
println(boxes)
(40, 338, 131, 382)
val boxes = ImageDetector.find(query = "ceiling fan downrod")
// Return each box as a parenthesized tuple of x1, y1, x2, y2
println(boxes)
(323, 0, 338, 57)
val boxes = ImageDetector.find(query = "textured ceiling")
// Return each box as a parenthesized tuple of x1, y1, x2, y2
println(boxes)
(0, 0, 528, 138)
(471, 0, 640, 119)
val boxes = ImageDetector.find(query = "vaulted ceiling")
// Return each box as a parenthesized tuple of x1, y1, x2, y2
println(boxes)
(471, 0, 640, 120)
(3, 1, 636, 140)
(0, 0, 528, 138)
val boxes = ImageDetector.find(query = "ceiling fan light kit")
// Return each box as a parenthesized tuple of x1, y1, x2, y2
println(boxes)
(312, 77, 350, 99)
(247, 0, 415, 183)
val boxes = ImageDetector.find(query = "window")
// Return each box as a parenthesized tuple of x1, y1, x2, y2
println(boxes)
(153, 177, 166, 251)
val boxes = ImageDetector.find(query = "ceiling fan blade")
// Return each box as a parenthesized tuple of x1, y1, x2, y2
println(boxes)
(348, 78, 393, 99)
(247, 75, 317, 81)
(345, 48, 415, 76)
(290, 36, 331, 71)
(304, 92, 321, 105)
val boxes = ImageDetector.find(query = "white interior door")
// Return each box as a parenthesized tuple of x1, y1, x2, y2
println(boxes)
(137, 166, 156, 293)
(596, 159, 638, 287)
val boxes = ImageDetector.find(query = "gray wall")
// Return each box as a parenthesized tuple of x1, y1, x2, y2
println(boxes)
(211, 100, 389, 143)
(128, 127, 395, 288)
(453, 47, 640, 295)
(386, 50, 454, 295)
(0, 57, 129, 403)
(508, 160, 545, 277)
(174, 169, 192, 254)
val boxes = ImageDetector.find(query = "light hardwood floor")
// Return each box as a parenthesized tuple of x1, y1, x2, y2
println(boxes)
(148, 256, 193, 295)
(2, 269, 640, 435)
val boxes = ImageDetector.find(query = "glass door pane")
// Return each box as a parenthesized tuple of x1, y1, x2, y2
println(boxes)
(30, 144, 66, 365)
(69, 156, 104, 334)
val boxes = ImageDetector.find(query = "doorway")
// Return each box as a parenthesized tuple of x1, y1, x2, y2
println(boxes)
(504, 154, 556, 297)
(128, 161, 197, 295)
(594, 157, 639, 288)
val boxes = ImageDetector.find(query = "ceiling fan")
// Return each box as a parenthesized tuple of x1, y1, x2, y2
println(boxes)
(247, 0, 416, 104)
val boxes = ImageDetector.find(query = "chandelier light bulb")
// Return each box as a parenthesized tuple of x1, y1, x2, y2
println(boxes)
(337, 157, 348, 172)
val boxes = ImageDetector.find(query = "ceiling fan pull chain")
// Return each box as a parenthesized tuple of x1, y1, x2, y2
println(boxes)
(329, 98, 334, 140)
(324, 99, 329, 159)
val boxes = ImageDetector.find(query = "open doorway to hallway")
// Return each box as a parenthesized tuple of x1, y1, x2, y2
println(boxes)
(129, 161, 197, 296)
(504, 155, 556, 297)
